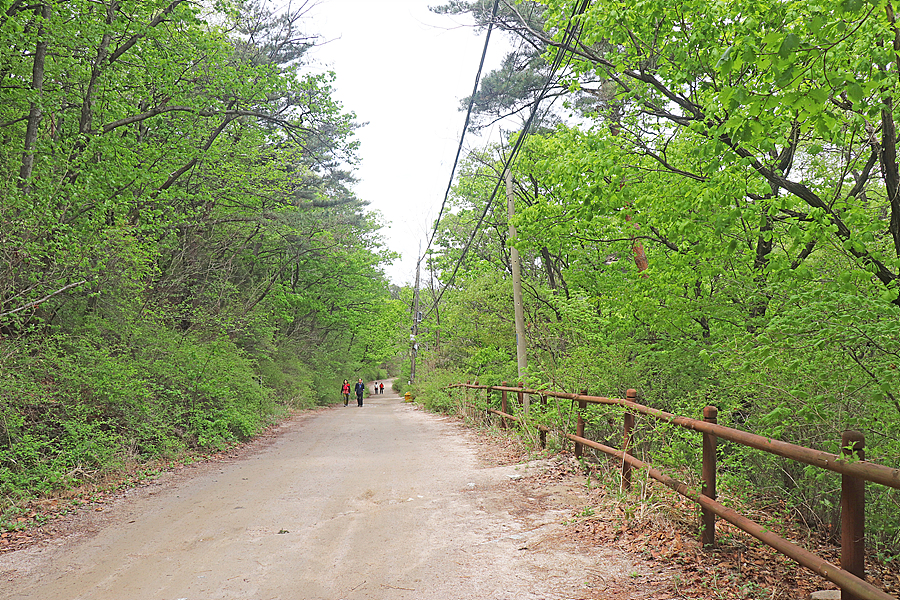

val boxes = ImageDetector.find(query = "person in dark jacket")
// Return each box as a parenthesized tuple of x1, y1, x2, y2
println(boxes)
(354, 378, 365, 407)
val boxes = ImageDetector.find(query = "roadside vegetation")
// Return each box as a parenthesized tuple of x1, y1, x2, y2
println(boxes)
(410, 0, 900, 564)
(0, 0, 404, 524)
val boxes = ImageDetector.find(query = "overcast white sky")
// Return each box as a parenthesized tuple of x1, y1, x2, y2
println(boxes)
(304, 0, 508, 286)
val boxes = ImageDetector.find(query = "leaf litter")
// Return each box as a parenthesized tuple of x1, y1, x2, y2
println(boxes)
(464, 423, 899, 600)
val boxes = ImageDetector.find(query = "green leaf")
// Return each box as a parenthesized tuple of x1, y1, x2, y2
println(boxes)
(809, 15, 825, 33)
(846, 81, 864, 103)
(778, 33, 800, 59)
(763, 32, 782, 47)
(880, 288, 899, 303)
(716, 46, 734, 72)
(775, 66, 795, 88)
(741, 43, 757, 64)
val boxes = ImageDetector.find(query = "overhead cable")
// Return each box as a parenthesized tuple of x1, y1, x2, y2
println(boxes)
(421, 0, 592, 321)
(423, 0, 502, 260)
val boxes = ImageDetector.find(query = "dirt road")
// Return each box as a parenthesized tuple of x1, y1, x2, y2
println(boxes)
(1, 384, 642, 600)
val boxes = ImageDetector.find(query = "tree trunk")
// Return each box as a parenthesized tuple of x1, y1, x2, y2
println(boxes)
(885, 2, 900, 258)
(80, 1, 118, 135)
(19, 3, 51, 190)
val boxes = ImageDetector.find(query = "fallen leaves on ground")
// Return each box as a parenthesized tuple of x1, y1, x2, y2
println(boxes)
(468, 430, 899, 600)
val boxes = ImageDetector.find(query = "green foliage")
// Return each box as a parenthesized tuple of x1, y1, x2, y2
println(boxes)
(415, 0, 900, 554)
(1, 322, 255, 495)
(256, 347, 317, 409)
(0, 1, 404, 507)
(412, 369, 471, 414)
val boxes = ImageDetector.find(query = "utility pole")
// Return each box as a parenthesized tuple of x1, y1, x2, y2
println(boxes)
(410, 243, 421, 385)
(506, 169, 528, 413)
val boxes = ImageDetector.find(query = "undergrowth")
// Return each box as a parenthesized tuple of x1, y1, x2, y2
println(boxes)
(0, 317, 333, 516)
(429, 389, 900, 596)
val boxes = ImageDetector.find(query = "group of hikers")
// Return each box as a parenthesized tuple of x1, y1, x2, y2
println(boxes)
(340, 379, 385, 407)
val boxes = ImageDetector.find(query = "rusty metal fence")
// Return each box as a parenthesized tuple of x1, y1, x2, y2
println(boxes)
(448, 382, 899, 600)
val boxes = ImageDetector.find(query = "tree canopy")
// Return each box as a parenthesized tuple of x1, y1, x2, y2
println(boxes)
(0, 0, 404, 501)
(414, 0, 900, 553)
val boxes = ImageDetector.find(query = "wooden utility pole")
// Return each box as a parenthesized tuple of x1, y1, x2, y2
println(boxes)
(429, 260, 440, 351)
(410, 244, 421, 385)
(506, 169, 528, 413)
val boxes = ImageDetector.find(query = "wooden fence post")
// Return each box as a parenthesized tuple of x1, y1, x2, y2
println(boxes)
(500, 381, 508, 429)
(841, 430, 866, 600)
(575, 389, 587, 458)
(623, 389, 636, 490)
(702, 405, 718, 548)
(539, 392, 548, 449)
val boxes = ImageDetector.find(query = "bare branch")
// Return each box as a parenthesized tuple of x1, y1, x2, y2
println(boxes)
(102, 106, 305, 134)
(0, 280, 89, 319)
(107, 1, 190, 65)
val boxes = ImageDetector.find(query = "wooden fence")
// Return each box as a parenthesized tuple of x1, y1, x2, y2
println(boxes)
(449, 382, 899, 600)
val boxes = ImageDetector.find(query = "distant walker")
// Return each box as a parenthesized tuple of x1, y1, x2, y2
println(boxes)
(354, 378, 365, 407)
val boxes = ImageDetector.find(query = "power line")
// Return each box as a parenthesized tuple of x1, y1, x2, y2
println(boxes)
(424, 0, 501, 259)
(420, 0, 592, 321)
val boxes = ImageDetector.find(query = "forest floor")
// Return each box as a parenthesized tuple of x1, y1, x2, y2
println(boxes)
(470, 430, 900, 599)
(1, 390, 898, 600)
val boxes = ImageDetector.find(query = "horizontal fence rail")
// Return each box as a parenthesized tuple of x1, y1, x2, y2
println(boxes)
(449, 382, 898, 600)
(466, 384, 900, 490)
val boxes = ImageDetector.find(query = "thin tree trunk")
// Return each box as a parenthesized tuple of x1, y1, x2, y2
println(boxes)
(80, 1, 118, 135)
(20, 3, 51, 191)
(540, 246, 557, 291)
(885, 2, 900, 257)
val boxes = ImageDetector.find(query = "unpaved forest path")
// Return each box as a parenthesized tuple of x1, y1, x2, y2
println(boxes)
(0, 383, 651, 600)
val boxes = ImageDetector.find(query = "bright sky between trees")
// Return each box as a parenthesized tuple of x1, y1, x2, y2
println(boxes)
(306, 0, 507, 285)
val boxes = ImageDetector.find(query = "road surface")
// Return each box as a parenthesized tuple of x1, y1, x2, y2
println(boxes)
(1, 383, 637, 599)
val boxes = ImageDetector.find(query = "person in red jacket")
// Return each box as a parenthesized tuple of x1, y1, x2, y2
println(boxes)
(341, 379, 351, 406)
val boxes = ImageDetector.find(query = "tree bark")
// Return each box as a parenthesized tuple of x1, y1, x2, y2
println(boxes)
(107, 1, 188, 65)
(19, 3, 51, 190)
(881, 102, 900, 256)
(80, 1, 118, 135)
(540, 246, 558, 291)
(885, 1, 900, 258)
